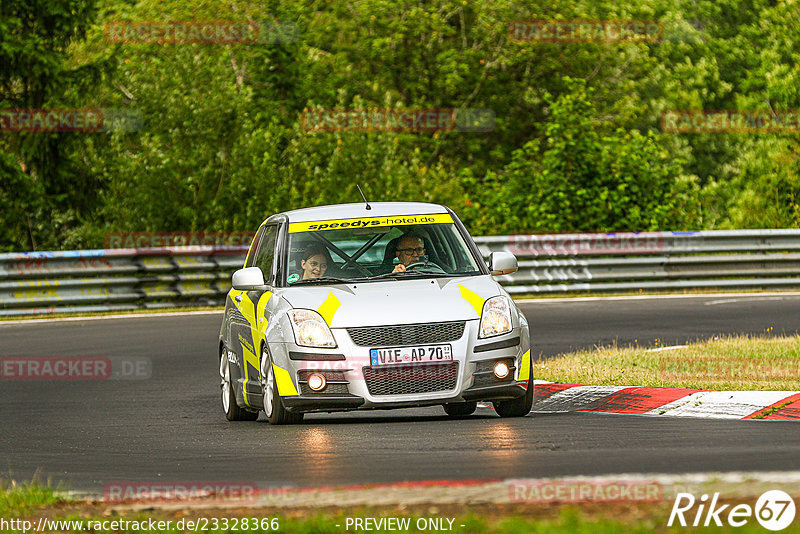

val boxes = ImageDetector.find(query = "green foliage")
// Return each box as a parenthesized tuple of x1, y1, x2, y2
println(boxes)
(722, 138, 800, 228)
(470, 79, 696, 234)
(1, 0, 799, 250)
(0, 481, 61, 516)
(0, 0, 111, 251)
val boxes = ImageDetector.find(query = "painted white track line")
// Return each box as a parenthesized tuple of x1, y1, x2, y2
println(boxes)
(4, 291, 800, 324)
(645, 345, 689, 352)
(516, 291, 800, 304)
(0, 309, 223, 326)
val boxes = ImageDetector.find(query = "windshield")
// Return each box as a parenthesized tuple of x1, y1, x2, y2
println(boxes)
(284, 214, 483, 285)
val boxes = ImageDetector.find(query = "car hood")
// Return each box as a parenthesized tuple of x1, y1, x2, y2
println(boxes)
(280, 275, 504, 327)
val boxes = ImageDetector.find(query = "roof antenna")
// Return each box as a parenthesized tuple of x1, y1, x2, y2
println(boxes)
(356, 184, 372, 210)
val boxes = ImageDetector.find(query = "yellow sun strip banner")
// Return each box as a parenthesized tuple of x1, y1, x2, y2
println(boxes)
(288, 213, 453, 233)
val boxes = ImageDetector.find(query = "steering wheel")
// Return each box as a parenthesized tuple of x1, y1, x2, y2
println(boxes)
(403, 260, 446, 273)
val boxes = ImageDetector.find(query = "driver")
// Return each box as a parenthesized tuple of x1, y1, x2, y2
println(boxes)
(392, 234, 427, 273)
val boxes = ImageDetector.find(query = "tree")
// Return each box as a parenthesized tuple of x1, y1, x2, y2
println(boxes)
(0, 0, 110, 251)
(472, 78, 697, 234)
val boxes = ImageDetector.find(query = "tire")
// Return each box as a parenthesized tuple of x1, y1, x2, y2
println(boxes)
(220, 346, 259, 421)
(443, 401, 477, 417)
(262, 346, 304, 425)
(493, 380, 534, 418)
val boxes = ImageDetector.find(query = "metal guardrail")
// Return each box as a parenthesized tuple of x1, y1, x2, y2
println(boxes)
(1, 230, 798, 316)
(0, 248, 246, 316)
(477, 230, 800, 294)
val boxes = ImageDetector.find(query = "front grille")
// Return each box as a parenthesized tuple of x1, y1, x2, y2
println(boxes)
(471, 358, 515, 388)
(347, 322, 465, 347)
(363, 361, 459, 396)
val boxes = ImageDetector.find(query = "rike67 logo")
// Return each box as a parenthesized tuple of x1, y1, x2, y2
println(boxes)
(668, 490, 796, 531)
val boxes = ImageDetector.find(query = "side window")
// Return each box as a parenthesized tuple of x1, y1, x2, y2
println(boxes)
(244, 226, 265, 268)
(253, 225, 279, 284)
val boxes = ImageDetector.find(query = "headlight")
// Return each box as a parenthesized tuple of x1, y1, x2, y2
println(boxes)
(479, 296, 513, 338)
(288, 309, 337, 348)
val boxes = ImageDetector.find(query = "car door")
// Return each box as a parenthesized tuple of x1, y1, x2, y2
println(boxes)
(225, 225, 262, 407)
(229, 223, 280, 409)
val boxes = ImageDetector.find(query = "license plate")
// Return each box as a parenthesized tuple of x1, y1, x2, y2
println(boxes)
(370, 344, 452, 366)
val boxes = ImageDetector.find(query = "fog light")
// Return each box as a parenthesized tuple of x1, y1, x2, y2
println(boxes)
(307, 373, 327, 392)
(493, 361, 510, 379)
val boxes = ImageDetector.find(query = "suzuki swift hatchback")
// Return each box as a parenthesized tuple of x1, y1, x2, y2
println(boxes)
(219, 202, 532, 424)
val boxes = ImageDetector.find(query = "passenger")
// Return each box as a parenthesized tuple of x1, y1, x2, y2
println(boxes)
(298, 244, 329, 280)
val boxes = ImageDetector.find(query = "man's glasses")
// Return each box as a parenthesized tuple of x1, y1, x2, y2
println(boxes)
(397, 247, 425, 254)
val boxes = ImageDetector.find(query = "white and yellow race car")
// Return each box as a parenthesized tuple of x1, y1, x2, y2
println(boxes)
(218, 202, 532, 424)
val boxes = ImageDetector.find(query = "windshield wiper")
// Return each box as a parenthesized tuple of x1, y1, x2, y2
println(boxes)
(362, 269, 451, 281)
(361, 271, 404, 281)
(396, 270, 452, 278)
(291, 276, 352, 285)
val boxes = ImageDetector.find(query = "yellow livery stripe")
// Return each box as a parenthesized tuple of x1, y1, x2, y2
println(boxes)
(458, 284, 485, 318)
(238, 292, 255, 322)
(241, 345, 259, 404)
(288, 213, 453, 233)
(272, 363, 299, 397)
(256, 291, 273, 339)
(518, 349, 531, 382)
(317, 291, 341, 326)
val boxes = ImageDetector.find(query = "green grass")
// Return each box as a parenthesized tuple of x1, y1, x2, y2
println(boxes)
(3, 485, 800, 533)
(533, 334, 800, 390)
(0, 481, 62, 516)
(3, 507, 800, 533)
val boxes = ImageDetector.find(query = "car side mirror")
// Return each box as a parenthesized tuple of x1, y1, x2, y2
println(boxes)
(232, 267, 266, 290)
(489, 251, 518, 275)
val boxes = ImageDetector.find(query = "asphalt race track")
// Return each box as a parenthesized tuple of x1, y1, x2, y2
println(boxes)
(1, 293, 799, 493)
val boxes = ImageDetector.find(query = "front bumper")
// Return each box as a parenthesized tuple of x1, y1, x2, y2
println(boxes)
(277, 322, 529, 413)
(283, 381, 527, 413)
(283, 396, 365, 411)
(461, 381, 528, 402)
